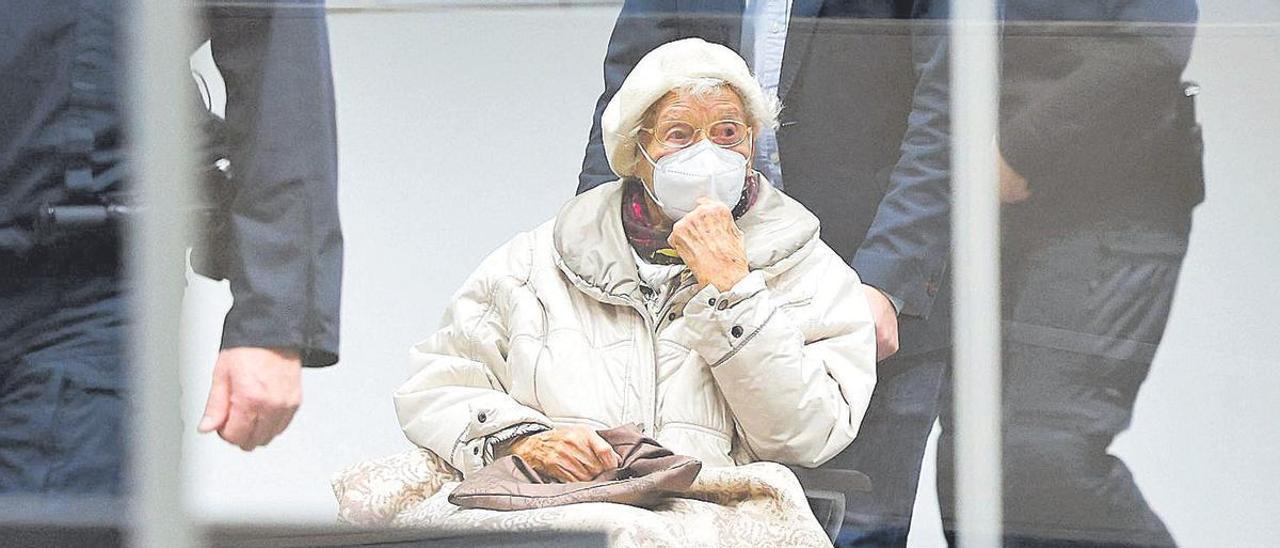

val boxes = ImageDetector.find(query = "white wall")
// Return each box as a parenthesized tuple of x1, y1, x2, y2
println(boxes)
(181, 3, 1280, 546)
(181, 5, 619, 523)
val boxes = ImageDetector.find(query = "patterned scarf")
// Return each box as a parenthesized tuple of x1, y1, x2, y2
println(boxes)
(621, 172, 760, 266)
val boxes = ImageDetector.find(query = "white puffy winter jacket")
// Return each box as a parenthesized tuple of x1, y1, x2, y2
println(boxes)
(394, 180, 877, 476)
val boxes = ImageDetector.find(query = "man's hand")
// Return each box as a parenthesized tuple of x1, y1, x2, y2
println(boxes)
(997, 148, 1032, 204)
(506, 425, 622, 483)
(863, 285, 900, 362)
(198, 347, 302, 451)
(668, 197, 749, 292)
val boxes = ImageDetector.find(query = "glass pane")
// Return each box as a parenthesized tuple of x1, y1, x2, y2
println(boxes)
(12, 1, 1275, 546)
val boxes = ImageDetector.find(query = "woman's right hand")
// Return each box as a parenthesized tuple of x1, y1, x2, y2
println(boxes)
(505, 425, 622, 482)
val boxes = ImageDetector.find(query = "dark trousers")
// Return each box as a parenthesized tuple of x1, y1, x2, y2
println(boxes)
(0, 243, 127, 495)
(938, 218, 1189, 547)
(829, 348, 950, 548)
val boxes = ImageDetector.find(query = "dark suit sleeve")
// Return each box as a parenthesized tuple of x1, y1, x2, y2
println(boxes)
(578, 0, 683, 194)
(207, 0, 343, 367)
(851, 3, 951, 319)
(998, 0, 1198, 185)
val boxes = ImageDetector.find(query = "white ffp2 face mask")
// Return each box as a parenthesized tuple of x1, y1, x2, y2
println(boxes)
(639, 139, 750, 221)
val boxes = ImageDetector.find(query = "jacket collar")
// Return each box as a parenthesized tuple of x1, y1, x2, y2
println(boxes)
(552, 175, 820, 305)
(677, 0, 748, 52)
(779, 0, 826, 101)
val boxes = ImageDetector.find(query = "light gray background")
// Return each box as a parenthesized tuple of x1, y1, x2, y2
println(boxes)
(181, 3, 1280, 546)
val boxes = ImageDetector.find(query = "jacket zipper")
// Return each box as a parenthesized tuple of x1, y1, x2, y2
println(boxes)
(623, 297, 659, 436)
(644, 275, 700, 435)
(583, 272, 696, 437)
(656, 275, 700, 326)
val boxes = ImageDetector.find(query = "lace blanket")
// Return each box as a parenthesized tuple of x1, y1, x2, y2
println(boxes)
(332, 448, 830, 547)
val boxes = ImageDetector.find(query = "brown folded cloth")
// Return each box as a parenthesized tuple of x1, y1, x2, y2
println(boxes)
(448, 424, 702, 511)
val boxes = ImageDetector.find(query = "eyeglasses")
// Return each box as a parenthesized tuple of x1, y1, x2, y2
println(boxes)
(639, 120, 752, 150)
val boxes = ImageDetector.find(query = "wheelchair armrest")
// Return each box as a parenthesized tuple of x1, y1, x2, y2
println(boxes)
(791, 467, 874, 543)
(804, 489, 846, 543)
(790, 467, 873, 496)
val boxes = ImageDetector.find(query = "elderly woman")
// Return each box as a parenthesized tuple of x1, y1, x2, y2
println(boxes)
(394, 38, 876, 483)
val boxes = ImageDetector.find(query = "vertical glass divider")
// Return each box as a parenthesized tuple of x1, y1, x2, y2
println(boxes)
(124, 1, 198, 546)
(949, 1, 1003, 546)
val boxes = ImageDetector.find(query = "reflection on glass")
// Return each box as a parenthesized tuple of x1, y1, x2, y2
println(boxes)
(1, 0, 134, 500)
(7, 1, 1280, 546)
(0, 0, 341, 536)
(939, 2, 1203, 547)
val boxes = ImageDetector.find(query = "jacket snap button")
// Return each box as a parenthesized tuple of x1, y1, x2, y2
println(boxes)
(731, 325, 744, 338)
(477, 412, 487, 423)
(668, 312, 678, 321)
(716, 300, 729, 311)
(707, 298, 717, 306)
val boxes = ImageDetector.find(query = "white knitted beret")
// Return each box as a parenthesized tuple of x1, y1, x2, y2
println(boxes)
(601, 38, 780, 179)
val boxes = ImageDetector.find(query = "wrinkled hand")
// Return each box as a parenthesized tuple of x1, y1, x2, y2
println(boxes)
(198, 347, 302, 451)
(669, 197, 749, 292)
(997, 148, 1031, 204)
(506, 425, 622, 483)
(862, 285, 900, 362)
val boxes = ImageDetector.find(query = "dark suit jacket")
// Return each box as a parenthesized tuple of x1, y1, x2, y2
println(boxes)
(0, 0, 342, 367)
(578, 0, 952, 356)
(198, 1, 343, 367)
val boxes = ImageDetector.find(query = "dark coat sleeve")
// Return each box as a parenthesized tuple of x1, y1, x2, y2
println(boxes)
(851, 0, 952, 318)
(998, 0, 1199, 186)
(577, 0, 684, 194)
(204, 0, 343, 367)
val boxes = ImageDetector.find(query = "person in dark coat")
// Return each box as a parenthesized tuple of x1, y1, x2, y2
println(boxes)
(937, 2, 1203, 546)
(0, 0, 342, 494)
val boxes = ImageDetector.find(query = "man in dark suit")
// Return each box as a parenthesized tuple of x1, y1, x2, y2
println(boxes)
(0, 0, 342, 494)
(578, 2, 952, 546)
